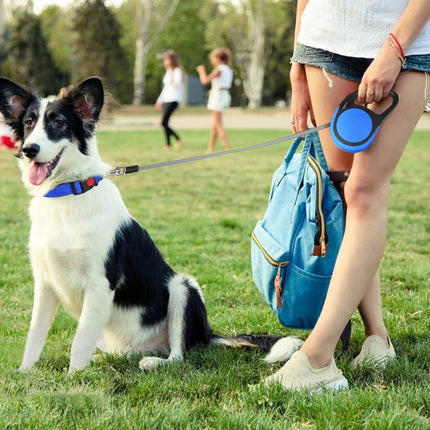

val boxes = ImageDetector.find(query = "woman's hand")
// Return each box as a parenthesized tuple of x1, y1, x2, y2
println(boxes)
(289, 62, 315, 133)
(358, 42, 402, 104)
(196, 65, 206, 74)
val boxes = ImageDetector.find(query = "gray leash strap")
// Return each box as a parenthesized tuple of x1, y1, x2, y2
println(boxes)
(108, 123, 330, 176)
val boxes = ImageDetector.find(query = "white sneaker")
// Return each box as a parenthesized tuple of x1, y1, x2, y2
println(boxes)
(352, 335, 396, 369)
(264, 350, 349, 393)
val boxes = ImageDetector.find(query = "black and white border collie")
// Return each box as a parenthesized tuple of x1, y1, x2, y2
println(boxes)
(0, 77, 302, 374)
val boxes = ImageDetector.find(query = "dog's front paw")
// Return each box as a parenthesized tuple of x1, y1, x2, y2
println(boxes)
(67, 366, 79, 376)
(18, 361, 35, 372)
(18, 364, 31, 373)
(68, 361, 90, 376)
(91, 353, 105, 363)
(139, 356, 165, 371)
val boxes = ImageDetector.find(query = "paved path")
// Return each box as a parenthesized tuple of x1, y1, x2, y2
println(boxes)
(100, 107, 430, 131)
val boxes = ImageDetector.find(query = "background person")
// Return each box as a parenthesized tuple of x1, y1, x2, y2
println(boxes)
(196, 47, 233, 153)
(155, 50, 184, 150)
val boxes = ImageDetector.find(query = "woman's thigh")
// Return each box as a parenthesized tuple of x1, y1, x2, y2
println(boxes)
(304, 65, 357, 171)
(162, 102, 178, 122)
(350, 71, 428, 191)
(305, 66, 428, 189)
(211, 111, 222, 128)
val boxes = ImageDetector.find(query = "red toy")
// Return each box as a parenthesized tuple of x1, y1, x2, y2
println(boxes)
(1, 134, 14, 149)
(0, 115, 14, 149)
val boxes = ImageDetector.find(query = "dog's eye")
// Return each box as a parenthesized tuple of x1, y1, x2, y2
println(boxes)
(54, 118, 65, 127)
(24, 118, 34, 128)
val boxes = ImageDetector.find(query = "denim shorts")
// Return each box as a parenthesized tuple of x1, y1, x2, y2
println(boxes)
(291, 43, 430, 82)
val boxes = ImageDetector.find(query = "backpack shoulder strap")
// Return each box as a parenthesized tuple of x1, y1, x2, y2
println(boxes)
(308, 132, 329, 172)
(283, 136, 303, 168)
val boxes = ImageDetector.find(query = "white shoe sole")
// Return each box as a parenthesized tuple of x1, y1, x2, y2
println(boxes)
(310, 376, 349, 394)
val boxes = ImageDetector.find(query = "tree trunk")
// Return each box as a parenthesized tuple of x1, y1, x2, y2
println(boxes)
(133, 39, 148, 105)
(234, 0, 266, 109)
(133, 0, 180, 105)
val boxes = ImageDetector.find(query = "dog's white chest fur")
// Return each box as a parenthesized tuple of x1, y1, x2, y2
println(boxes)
(28, 184, 123, 317)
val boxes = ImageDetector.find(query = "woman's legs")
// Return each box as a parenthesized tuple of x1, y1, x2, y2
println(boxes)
(215, 111, 231, 151)
(358, 270, 389, 342)
(291, 67, 428, 370)
(207, 111, 218, 153)
(161, 102, 181, 147)
(207, 111, 231, 153)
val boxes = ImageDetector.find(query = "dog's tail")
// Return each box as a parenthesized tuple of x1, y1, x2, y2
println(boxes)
(212, 334, 303, 363)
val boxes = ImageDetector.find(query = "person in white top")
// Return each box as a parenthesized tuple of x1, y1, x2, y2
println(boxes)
(155, 50, 184, 149)
(196, 48, 233, 153)
(264, 0, 430, 392)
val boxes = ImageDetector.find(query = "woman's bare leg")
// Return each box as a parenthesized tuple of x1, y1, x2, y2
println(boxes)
(299, 67, 428, 368)
(213, 110, 231, 150)
(358, 270, 389, 343)
(207, 111, 218, 153)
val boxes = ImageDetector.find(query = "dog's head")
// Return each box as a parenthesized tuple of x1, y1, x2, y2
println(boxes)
(0, 77, 105, 194)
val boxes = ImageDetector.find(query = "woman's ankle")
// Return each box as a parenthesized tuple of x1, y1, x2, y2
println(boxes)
(364, 329, 390, 348)
(300, 345, 334, 369)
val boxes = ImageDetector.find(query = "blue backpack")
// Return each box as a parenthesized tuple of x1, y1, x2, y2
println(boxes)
(251, 132, 344, 330)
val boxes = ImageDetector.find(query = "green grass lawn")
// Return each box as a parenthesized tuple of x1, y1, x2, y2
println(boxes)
(0, 128, 429, 429)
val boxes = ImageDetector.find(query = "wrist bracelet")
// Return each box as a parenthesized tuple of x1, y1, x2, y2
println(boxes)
(389, 33, 405, 58)
(387, 35, 406, 67)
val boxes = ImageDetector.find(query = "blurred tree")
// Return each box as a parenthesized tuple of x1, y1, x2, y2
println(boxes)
(149, 0, 208, 103)
(115, 0, 139, 81)
(73, 0, 133, 103)
(263, 0, 296, 106)
(155, 0, 207, 74)
(0, 0, 7, 69)
(39, 6, 73, 84)
(7, 11, 66, 95)
(132, 0, 179, 105)
(0, 0, 6, 34)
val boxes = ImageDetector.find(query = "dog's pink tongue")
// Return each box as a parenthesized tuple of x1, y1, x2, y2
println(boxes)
(29, 162, 49, 186)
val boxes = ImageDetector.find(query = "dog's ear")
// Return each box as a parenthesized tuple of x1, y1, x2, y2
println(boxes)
(0, 77, 36, 121)
(70, 77, 104, 124)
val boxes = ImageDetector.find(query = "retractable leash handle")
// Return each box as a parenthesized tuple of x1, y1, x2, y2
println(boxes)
(330, 90, 399, 153)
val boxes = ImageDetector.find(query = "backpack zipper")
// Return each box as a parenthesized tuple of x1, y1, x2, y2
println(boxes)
(307, 156, 327, 257)
(252, 231, 289, 308)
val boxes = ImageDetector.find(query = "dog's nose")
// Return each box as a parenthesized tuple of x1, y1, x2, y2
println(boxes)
(22, 144, 40, 159)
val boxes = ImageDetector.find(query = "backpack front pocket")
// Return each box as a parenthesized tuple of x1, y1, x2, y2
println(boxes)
(278, 263, 331, 330)
(251, 221, 289, 313)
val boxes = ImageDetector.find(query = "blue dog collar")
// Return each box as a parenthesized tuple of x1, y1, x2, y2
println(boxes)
(44, 176, 103, 198)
